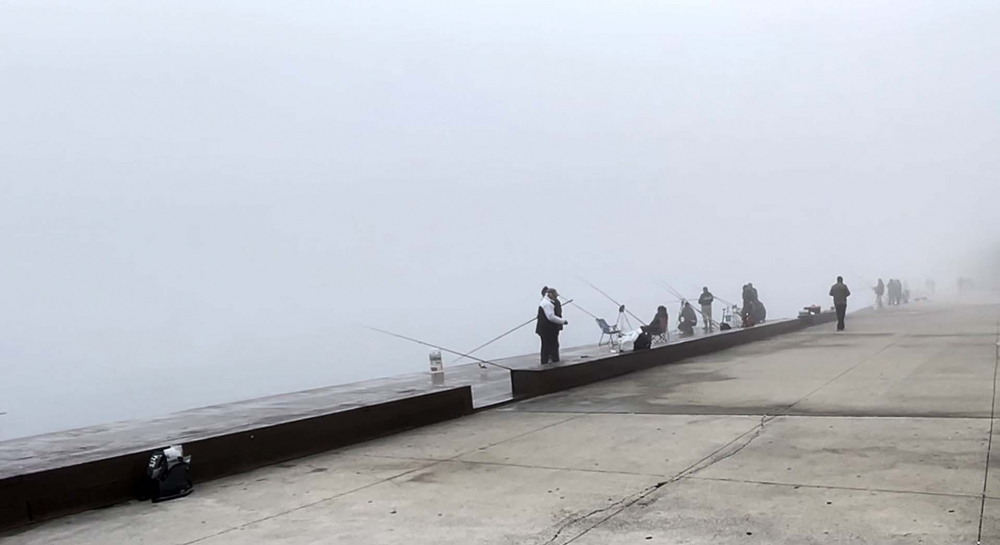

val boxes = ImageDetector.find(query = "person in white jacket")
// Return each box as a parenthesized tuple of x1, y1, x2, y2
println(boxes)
(536, 287, 569, 364)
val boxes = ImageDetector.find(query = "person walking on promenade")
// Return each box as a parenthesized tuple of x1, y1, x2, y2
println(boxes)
(536, 287, 568, 364)
(698, 287, 715, 332)
(829, 276, 851, 331)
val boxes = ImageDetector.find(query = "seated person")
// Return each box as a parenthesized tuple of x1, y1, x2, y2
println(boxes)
(641, 306, 669, 336)
(751, 300, 766, 324)
(678, 301, 697, 335)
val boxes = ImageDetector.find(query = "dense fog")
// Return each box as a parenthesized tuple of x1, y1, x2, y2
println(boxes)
(2, 0, 999, 439)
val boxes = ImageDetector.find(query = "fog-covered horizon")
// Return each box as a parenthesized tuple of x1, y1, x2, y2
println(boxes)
(3, 0, 999, 440)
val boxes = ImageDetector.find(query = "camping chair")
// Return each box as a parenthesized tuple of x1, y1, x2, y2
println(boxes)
(596, 318, 621, 346)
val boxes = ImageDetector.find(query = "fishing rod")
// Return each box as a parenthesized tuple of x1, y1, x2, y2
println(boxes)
(657, 280, 685, 301)
(664, 279, 739, 310)
(565, 298, 599, 320)
(656, 280, 722, 329)
(577, 276, 647, 326)
(449, 316, 537, 366)
(849, 270, 876, 290)
(449, 298, 576, 365)
(363, 325, 515, 371)
(713, 294, 739, 308)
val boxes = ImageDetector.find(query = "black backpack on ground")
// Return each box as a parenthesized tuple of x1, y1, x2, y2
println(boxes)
(141, 446, 193, 502)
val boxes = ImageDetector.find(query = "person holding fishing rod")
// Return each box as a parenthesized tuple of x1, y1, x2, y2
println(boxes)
(874, 278, 885, 309)
(537, 287, 569, 364)
(698, 287, 715, 333)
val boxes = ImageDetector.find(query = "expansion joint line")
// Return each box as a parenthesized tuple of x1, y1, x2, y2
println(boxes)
(977, 314, 1000, 545)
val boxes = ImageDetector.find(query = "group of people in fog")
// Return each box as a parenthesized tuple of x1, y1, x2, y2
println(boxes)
(873, 278, 907, 308)
(535, 283, 764, 364)
(537, 273, 926, 363)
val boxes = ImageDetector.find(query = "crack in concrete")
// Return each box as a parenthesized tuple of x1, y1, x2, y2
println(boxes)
(539, 478, 675, 545)
(690, 476, 985, 499)
(681, 415, 771, 480)
(976, 313, 1000, 545)
(539, 415, 773, 545)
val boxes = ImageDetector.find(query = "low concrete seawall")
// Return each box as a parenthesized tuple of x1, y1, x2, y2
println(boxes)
(511, 312, 838, 398)
(0, 312, 838, 533)
(0, 386, 474, 532)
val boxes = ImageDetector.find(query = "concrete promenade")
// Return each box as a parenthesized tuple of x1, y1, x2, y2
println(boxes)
(3, 302, 998, 544)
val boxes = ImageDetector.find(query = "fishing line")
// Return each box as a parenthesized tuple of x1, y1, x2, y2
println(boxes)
(363, 325, 515, 371)
(848, 269, 876, 290)
(576, 276, 647, 326)
(449, 316, 537, 365)
(565, 298, 599, 320)
(657, 280, 722, 328)
(450, 299, 576, 365)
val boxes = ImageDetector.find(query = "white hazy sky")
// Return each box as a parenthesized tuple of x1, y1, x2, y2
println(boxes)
(2, 0, 999, 439)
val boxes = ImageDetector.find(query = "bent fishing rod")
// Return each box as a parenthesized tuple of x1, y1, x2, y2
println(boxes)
(363, 325, 515, 371)
(450, 298, 577, 365)
(576, 276, 647, 326)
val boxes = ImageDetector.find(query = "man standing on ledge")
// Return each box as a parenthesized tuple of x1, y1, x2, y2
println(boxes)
(829, 276, 851, 332)
(698, 287, 715, 332)
(537, 287, 569, 364)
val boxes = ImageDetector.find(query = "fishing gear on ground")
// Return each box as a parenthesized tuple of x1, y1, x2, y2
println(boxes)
(141, 445, 193, 502)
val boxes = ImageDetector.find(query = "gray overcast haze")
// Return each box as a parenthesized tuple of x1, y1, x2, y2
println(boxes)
(2, 0, 999, 440)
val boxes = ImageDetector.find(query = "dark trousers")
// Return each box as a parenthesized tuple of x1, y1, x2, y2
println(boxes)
(835, 304, 847, 331)
(539, 332, 560, 364)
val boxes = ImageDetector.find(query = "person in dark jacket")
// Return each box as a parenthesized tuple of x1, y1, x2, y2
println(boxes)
(874, 278, 885, 309)
(698, 287, 714, 332)
(741, 284, 754, 327)
(642, 306, 669, 336)
(536, 287, 568, 364)
(678, 301, 697, 336)
(829, 276, 851, 331)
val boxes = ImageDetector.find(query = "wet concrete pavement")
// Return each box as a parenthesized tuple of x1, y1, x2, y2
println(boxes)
(3, 302, 998, 544)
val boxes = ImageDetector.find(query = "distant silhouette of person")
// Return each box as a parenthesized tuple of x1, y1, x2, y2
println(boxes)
(752, 299, 767, 324)
(698, 287, 714, 332)
(741, 284, 755, 327)
(829, 276, 851, 331)
(742, 283, 765, 325)
(678, 301, 697, 336)
(874, 278, 885, 309)
(536, 287, 568, 364)
(888, 279, 902, 305)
